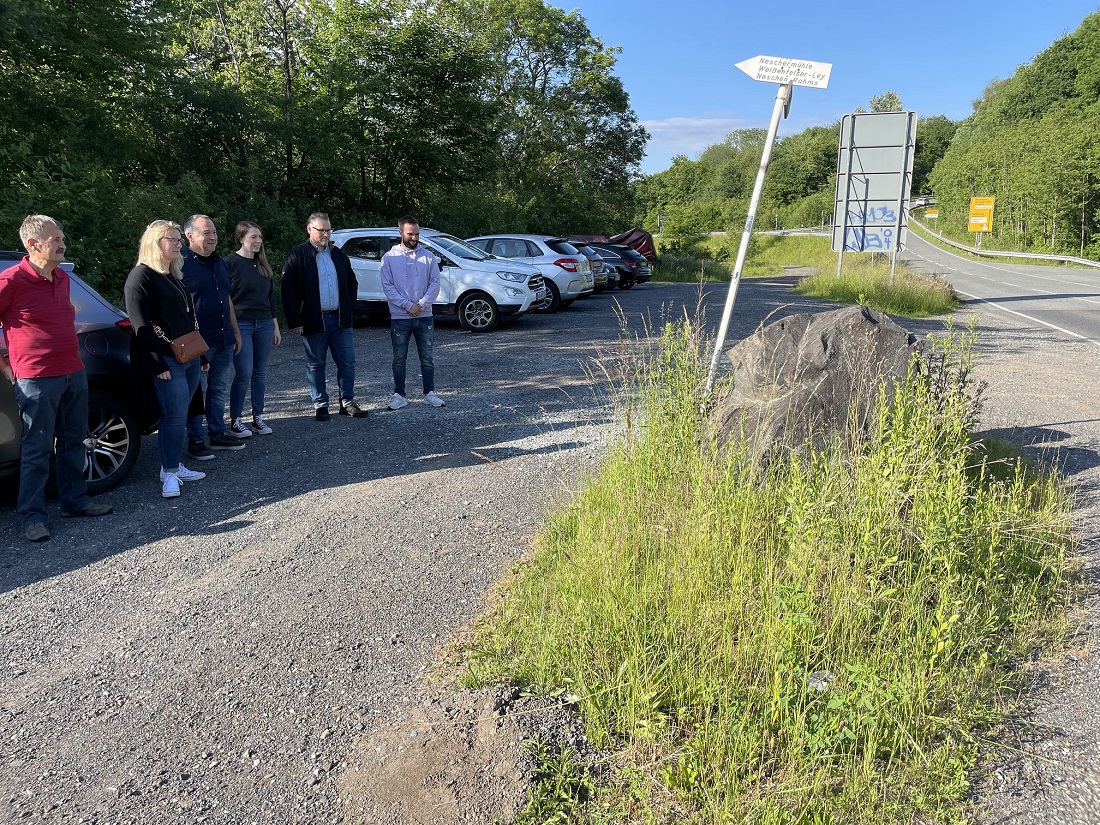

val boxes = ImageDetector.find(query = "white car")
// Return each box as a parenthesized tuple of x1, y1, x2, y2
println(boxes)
(465, 234, 595, 313)
(331, 228, 546, 333)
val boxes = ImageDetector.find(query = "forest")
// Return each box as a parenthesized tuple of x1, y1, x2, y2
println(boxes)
(634, 11, 1100, 261)
(0, 0, 646, 295)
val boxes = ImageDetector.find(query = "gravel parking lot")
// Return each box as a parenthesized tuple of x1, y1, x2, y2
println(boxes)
(1, 278, 1097, 823)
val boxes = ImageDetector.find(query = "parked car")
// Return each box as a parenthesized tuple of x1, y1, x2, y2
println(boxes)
(572, 244, 610, 292)
(331, 228, 546, 333)
(587, 243, 653, 289)
(0, 251, 159, 494)
(465, 235, 594, 313)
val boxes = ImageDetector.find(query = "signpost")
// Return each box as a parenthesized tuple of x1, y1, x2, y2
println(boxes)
(969, 196, 995, 246)
(704, 55, 833, 396)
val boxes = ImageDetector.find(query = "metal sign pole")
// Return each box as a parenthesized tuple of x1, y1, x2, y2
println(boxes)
(705, 82, 793, 397)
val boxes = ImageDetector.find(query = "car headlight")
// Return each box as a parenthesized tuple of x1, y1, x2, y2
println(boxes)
(496, 271, 527, 283)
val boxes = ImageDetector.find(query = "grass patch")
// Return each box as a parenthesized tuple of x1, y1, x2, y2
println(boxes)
(461, 321, 1075, 824)
(796, 261, 960, 317)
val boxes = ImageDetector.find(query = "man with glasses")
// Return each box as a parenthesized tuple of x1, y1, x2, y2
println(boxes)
(0, 215, 112, 542)
(181, 214, 245, 458)
(280, 212, 367, 421)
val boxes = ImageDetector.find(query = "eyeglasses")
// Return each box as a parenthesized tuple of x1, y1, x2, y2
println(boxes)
(310, 226, 332, 234)
(162, 237, 183, 245)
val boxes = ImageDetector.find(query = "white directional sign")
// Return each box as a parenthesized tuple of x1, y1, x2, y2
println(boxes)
(735, 55, 832, 88)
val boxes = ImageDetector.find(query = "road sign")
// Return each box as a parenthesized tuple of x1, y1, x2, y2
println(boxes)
(735, 55, 832, 88)
(925, 209, 940, 219)
(969, 197, 995, 233)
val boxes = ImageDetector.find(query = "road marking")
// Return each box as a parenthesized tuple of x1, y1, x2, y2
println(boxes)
(954, 288, 1100, 350)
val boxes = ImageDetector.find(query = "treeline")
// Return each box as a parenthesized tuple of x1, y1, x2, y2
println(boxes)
(0, 0, 646, 295)
(633, 102, 956, 247)
(930, 12, 1100, 255)
(635, 11, 1100, 262)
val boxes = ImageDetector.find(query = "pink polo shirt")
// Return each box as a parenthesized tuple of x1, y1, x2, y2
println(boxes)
(0, 256, 84, 379)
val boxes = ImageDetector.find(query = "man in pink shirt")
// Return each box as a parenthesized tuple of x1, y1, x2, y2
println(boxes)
(0, 215, 112, 542)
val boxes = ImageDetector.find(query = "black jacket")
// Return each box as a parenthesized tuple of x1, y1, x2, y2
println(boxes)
(280, 242, 357, 334)
(124, 264, 205, 375)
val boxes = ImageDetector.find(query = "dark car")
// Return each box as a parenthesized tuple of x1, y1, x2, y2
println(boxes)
(572, 244, 610, 293)
(587, 243, 652, 289)
(0, 252, 159, 494)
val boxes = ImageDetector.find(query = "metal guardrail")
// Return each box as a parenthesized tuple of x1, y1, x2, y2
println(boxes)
(908, 215, 1100, 269)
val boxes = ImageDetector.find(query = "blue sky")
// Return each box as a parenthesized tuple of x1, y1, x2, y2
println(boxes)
(575, 1, 1100, 175)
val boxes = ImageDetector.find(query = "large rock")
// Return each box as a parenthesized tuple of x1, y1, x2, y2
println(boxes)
(707, 305, 918, 460)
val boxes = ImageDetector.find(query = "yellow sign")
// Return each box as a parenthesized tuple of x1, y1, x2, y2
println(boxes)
(969, 197, 995, 232)
(925, 209, 939, 219)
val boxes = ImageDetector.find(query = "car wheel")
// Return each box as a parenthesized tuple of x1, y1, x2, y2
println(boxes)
(84, 389, 141, 494)
(457, 292, 500, 333)
(619, 278, 635, 290)
(535, 280, 561, 313)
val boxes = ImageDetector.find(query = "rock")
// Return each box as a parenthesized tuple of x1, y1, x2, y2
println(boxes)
(708, 305, 917, 461)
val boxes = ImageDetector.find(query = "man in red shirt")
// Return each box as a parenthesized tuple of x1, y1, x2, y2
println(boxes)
(0, 215, 112, 541)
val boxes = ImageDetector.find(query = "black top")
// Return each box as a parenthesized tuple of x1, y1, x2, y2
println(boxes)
(225, 252, 278, 321)
(124, 263, 203, 374)
(280, 242, 358, 334)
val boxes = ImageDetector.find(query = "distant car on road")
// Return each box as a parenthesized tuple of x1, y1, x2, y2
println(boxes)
(0, 252, 159, 494)
(465, 235, 594, 313)
(331, 228, 546, 333)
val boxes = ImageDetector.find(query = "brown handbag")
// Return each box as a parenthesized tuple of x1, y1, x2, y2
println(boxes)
(154, 324, 208, 364)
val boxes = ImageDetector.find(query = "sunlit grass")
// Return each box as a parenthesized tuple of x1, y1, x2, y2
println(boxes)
(461, 320, 1075, 824)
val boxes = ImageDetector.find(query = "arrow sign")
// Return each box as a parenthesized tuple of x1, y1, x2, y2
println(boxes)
(736, 55, 832, 89)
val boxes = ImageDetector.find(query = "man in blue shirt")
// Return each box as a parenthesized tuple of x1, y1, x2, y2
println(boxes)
(181, 214, 244, 457)
(280, 212, 366, 421)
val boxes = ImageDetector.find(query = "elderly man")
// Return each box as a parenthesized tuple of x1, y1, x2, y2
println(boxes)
(280, 212, 367, 421)
(0, 215, 112, 541)
(181, 214, 244, 458)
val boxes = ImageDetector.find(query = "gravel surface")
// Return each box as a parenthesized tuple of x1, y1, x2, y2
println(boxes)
(1, 277, 1096, 823)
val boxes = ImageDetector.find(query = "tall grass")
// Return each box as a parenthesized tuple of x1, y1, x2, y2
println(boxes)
(463, 321, 1074, 823)
(796, 259, 959, 317)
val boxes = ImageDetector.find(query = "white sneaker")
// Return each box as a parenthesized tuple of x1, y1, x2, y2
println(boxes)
(387, 393, 409, 411)
(424, 391, 445, 408)
(251, 415, 273, 435)
(161, 464, 206, 482)
(230, 417, 254, 438)
(162, 473, 181, 498)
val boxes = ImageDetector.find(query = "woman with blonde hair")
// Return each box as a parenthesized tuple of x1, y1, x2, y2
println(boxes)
(124, 220, 210, 498)
(225, 220, 281, 436)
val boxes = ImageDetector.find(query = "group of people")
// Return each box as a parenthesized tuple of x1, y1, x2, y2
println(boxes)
(0, 211, 445, 537)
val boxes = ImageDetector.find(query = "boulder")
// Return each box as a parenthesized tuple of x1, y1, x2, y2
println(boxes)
(707, 305, 918, 460)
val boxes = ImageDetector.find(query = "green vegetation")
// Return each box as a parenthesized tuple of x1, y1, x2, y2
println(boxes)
(795, 265, 960, 317)
(1, 0, 644, 293)
(463, 322, 1074, 823)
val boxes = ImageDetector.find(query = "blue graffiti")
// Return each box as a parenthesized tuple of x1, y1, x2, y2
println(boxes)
(847, 206, 897, 225)
(844, 227, 894, 252)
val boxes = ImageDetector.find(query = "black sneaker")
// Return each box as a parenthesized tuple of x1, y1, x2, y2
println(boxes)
(339, 400, 368, 418)
(315, 406, 331, 422)
(209, 433, 246, 450)
(188, 440, 216, 461)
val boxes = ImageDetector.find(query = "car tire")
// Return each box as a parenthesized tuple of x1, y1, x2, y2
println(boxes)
(457, 292, 500, 333)
(534, 280, 561, 313)
(619, 278, 635, 290)
(83, 389, 141, 494)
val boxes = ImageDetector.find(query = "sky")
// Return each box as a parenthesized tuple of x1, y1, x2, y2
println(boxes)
(573, 1, 1100, 175)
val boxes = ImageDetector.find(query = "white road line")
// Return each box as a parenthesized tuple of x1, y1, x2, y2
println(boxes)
(955, 288, 1100, 349)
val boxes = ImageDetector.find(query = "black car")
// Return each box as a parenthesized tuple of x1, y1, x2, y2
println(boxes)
(587, 243, 652, 289)
(572, 244, 611, 293)
(0, 252, 159, 494)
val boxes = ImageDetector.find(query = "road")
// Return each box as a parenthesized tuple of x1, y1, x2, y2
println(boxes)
(901, 228, 1100, 348)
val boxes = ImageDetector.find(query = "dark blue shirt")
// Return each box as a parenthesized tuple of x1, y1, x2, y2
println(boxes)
(181, 247, 235, 347)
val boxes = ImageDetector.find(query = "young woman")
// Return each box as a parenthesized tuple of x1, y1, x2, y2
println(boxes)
(124, 220, 210, 498)
(225, 221, 281, 436)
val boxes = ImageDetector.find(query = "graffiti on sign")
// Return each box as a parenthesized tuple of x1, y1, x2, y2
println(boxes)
(847, 206, 897, 225)
(844, 227, 894, 252)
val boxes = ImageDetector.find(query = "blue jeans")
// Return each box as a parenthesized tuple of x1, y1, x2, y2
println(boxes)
(301, 312, 356, 408)
(187, 342, 233, 441)
(154, 356, 201, 472)
(391, 317, 435, 396)
(231, 318, 274, 419)
(13, 370, 91, 525)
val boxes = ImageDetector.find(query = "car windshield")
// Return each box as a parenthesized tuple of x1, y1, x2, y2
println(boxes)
(427, 233, 490, 261)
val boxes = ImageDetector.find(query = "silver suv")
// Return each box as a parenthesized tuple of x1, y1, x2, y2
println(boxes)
(465, 235, 595, 313)
(332, 228, 546, 333)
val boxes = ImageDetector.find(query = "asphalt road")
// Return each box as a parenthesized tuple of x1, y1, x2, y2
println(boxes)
(901, 228, 1100, 347)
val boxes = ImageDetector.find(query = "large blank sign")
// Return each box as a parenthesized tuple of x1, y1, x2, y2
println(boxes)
(832, 111, 917, 252)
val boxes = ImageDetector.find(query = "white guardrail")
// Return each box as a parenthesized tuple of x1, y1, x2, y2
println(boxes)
(908, 215, 1100, 269)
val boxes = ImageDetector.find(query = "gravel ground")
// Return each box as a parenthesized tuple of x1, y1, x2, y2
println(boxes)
(0, 277, 1096, 823)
